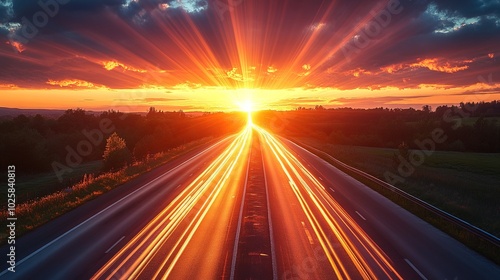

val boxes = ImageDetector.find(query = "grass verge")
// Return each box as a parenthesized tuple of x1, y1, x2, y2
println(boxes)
(292, 138, 500, 265)
(0, 137, 217, 245)
(1, 161, 103, 204)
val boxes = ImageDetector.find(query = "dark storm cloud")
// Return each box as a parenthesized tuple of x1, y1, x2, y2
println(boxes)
(324, 0, 500, 89)
(431, 0, 500, 18)
(10, 0, 123, 20)
(0, 0, 499, 89)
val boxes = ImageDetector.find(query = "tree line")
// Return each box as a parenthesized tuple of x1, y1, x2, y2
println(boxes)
(255, 101, 500, 153)
(0, 108, 246, 174)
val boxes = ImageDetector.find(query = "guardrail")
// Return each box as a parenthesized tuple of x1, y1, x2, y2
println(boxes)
(288, 139, 500, 258)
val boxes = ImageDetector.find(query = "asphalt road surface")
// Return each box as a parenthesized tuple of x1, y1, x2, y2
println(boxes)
(1, 124, 499, 279)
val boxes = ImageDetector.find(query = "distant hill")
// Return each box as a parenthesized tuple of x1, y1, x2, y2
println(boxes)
(0, 107, 68, 120)
(0, 107, 211, 121)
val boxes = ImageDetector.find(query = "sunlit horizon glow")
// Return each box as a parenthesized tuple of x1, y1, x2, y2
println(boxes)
(238, 99, 254, 113)
(1, 1, 499, 112)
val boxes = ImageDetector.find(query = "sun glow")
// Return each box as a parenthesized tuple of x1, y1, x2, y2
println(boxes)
(238, 100, 254, 113)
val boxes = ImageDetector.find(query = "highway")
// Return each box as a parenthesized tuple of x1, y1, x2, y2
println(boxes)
(0, 132, 245, 279)
(1, 122, 499, 279)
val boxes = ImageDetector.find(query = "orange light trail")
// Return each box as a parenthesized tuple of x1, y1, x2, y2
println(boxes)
(92, 126, 252, 279)
(256, 125, 403, 279)
(93, 122, 405, 279)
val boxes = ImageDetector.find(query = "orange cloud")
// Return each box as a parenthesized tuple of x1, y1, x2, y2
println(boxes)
(6, 41, 25, 53)
(298, 64, 312, 77)
(411, 58, 472, 73)
(0, 83, 19, 89)
(382, 58, 472, 74)
(173, 81, 202, 90)
(267, 66, 278, 73)
(47, 79, 108, 89)
(158, 3, 170, 11)
(102, 61, 147, 73)
(381, 64, 405, 74)
(227, 68, 254, 82)
(349, 68, 373, 77)
(309, 23, 326, 32)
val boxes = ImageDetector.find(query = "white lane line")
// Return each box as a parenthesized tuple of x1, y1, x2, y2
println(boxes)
(329, 188, 335, 193)
(355, 211, 367, 221)
(262, 151, 279, 280)
(318, 177, 323, 181)
(301, 221, 315, 245)
(105, 236, 125, 254)
(404, 259, 428, 280)
(229, 147, 252, 280)
(0, 135, 233, 276)
(176, 184, 182, 189)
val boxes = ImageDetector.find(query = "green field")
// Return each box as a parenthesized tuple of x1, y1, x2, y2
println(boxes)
(298, 138, 500, 237)
(0, 137, 215, 244)
(1, 161, 103, 204)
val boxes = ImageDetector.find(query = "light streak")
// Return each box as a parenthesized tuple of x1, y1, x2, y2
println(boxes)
(94, 124, 404, 279)
(256, 125, 403, 279)
(92, 126, 252, 279)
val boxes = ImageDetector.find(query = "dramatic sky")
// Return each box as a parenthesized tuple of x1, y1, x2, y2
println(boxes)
(0, 0, 499, 111)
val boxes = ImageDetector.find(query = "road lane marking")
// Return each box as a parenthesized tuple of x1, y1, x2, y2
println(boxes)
(176, 184, 181, 189)
(261, 149, 279, 280)
(405, 258, 428, 280)
(105, 236, 125, 254)
(301, 221, 315, 245)
(0, 135, 234, 276)
(318, 176, 323, 181)
(329, 188, 335, 193)
(355, 211, 367, 221)
(230, 146, 252, 280)
(221, 251, 230, 279)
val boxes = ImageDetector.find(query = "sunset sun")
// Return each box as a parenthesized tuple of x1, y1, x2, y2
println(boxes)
(238, 100, 254, 113)
(0, 0, 498, 278)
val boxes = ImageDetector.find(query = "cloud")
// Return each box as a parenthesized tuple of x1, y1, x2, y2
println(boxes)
(0, 0, 498, 92)
(47, 79, 108, 89)
(173, 81, 202, 90)
(102, 60, 147, 73)
(267, 66, 278, 73)
(0, 83, 18, 89)
(328, 94, 431, 108)
(227, 68, 254, 83)
(167, 0, 207, 13)
(6, 40, 25, 53)
(272, 96, 328, 108)
(138, 97, 187, 102)
(411, 58, 472, 73)
(381, 57, 473, 74)
(0, 0, 14, 22)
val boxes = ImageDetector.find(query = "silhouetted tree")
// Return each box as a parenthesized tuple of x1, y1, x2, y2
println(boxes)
(103, 132, 131, 170)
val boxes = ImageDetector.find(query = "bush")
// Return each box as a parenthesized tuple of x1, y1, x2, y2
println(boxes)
(103, 132, 131, 170)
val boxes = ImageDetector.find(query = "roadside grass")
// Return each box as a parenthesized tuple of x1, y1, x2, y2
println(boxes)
(295, 137, 500, 264)
(0, 161, 103, 204)
(0, 137, 215, 245)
